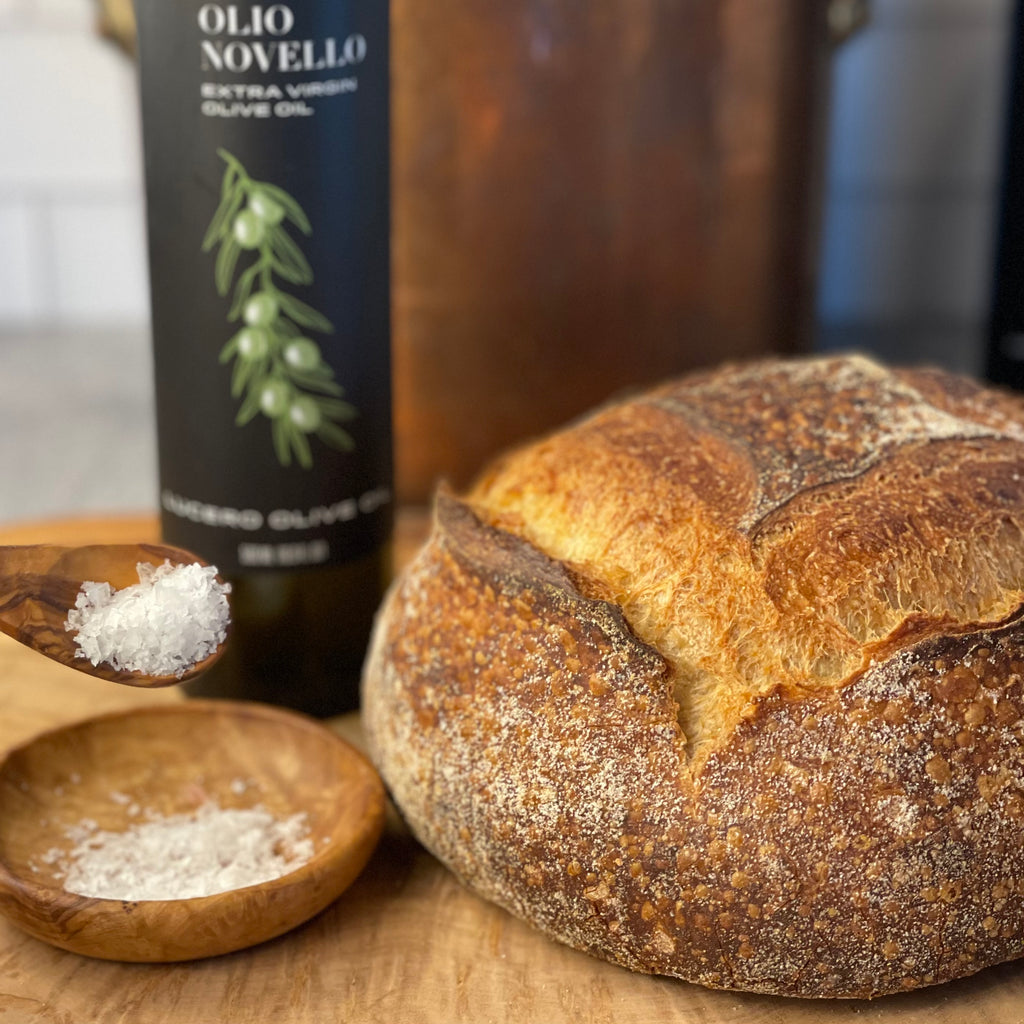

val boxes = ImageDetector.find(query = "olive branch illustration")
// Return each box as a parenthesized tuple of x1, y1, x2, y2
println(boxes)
(202, 148, 356, 469)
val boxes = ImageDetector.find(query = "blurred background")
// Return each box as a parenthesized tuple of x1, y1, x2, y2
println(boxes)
(0, 0, 1014, 525)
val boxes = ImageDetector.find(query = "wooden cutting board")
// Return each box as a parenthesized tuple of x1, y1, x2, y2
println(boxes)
(0, 515, 1021, 1024)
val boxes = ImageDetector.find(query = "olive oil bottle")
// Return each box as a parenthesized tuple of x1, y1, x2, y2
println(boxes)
(135, 1, 391, 716)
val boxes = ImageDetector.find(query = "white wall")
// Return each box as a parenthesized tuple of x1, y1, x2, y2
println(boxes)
(0, 0, 148, 328)
(0, 0, 1015, 362)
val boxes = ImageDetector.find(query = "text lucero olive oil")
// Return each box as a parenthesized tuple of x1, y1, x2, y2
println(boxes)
(135, 1, 391, 715)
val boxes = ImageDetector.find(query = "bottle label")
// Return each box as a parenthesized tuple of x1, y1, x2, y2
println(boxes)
(136, 0, 391, 574)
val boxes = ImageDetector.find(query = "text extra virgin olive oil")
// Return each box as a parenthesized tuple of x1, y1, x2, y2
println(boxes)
(135, 1, 392, 715)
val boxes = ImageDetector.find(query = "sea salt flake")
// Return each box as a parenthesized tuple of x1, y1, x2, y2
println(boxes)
(65, 561, 231, 678)
(53, 800, 314, 901)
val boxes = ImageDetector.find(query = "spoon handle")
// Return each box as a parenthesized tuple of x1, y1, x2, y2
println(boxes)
(0, 569, 82, 661)
(0, 547, 90, 659)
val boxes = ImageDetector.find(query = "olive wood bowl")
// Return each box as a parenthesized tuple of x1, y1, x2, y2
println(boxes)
(0, 700, 385, 961)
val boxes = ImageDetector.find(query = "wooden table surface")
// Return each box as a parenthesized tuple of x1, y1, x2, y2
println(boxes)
(0, 514, 1021, 1023)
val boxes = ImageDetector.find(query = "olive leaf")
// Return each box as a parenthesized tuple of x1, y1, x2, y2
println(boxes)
(275, 292, 334, 334)
(214, 236, 241, 297)
(316, 397, 358, 420)
(230, 354, 263, 399)
(219, 336, 240, 363)
(317, 420, 356, 451)
(291, 428, 314, 469)
(235, 387, 264, 426)
(219, 152, 242, 198)
(270, 416, 314, 469)
(271, 418, 292, 466)
(268, 226, 313, 285)
(203, 149, 359, 467)
(286, 371, 345, 397)
(202, 186, 245, 253)
(228, 261, 264, 320)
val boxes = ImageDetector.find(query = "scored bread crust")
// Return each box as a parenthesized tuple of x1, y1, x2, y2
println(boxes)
(362, 354, 1024, 998)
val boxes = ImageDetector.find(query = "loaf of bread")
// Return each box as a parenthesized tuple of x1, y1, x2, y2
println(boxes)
(362, 354, 1024, 998)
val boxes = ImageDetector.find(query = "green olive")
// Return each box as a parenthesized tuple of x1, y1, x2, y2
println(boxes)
(259, 380, 292, 418)
(248, 189, 286, 226)
(243, 292, 279, 327)
(288, 395, 322, 432)
(236, 327, 270, 359)
(283, 337, 321, 371)
(232, 209, 266, 249)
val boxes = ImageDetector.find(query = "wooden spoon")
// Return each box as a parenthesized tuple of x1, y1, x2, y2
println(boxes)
(0, 542, 228, 686)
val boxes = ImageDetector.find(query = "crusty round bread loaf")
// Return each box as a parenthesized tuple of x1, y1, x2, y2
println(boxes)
(362, 354, 1024, 998)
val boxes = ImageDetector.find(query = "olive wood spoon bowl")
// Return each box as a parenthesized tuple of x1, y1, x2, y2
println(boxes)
(0, 542, 228, 686)
(0, 700, 386, 961)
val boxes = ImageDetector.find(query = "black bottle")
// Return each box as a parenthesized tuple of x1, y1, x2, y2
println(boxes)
(135, 1, 392, 716)
(987, 0, 1024, 388)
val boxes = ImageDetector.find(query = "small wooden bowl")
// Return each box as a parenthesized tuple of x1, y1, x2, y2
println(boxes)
(0, 700, 385, 961)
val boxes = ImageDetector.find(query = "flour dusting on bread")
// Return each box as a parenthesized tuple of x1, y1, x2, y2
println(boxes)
(363, 354, 1024, 998)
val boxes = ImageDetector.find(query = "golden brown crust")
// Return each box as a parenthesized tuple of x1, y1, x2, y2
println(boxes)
(362, 354, 1024, 997)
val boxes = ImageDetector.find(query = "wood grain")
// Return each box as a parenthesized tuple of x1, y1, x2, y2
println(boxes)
(0, 701, 384, 962)
(0, 515, 1021, 1022)
(0, 541, 228, 685)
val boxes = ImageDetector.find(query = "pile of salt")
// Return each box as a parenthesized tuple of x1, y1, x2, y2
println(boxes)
(50, 800, 314, 901)
(65, 561, 231, 678)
